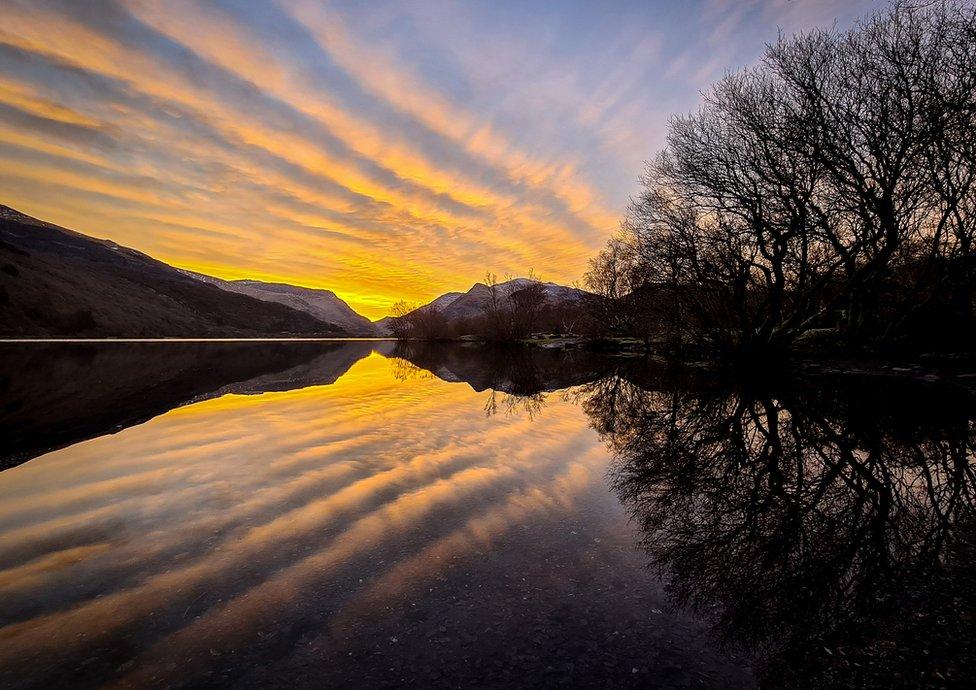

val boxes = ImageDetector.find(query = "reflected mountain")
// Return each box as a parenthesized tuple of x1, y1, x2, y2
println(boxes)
(582, 373, 976, 687)
(388, 341, 627, 394)
(388, 342, 623, 421)
(0, 341, 633, 470)
(0, 341, 379, 468)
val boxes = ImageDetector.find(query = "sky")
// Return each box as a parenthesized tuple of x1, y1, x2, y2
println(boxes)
(0, 0, 885, 319)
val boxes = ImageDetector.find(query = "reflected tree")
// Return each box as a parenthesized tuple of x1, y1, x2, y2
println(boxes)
(387, 355, 436, 382)
(582, 374, 976, 687)
(483, 388, 548, 420)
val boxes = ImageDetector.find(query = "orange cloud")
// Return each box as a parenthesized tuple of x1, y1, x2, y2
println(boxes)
(0, 1, 623, 318)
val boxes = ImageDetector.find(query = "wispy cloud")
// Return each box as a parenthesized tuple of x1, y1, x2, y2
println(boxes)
(0, 0, 883, 317)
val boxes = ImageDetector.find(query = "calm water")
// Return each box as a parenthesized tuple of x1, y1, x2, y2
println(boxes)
(0, 342, 973, 688)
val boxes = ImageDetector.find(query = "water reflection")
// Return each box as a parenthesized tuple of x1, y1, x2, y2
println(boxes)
(0, 341, 378, 469)
(0, 344, 749, 689)
(0, 343, 972, 688)
(583, 373, 976, 687)
(390, 341, 621, 394)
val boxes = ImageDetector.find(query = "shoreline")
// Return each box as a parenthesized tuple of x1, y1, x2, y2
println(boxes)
(5, 335, 976, 381)
(0, 337, 395, 343)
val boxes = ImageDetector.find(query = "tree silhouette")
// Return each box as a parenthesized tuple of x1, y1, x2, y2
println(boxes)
(590, 1, 976, 355)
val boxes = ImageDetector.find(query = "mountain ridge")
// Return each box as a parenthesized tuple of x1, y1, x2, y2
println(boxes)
(0, 205, 347, 338)
(0, 204, 590, 339)
(178, 269, 376, 336)
(374, 278, 591, 336)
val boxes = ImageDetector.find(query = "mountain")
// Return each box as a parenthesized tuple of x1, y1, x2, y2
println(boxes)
(180, 271, 376, 336)
(441, 279, 586, 322)
(0, 205, 348, 338)
(374, 278, 589, 335)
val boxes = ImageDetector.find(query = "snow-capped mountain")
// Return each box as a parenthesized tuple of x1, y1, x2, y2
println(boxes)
(373, 278, 589, 335)
(181, 271, 376, 336)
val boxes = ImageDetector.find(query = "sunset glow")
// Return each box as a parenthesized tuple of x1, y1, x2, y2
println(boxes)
(0, 0, 883, 318)
(2, 3, 974, 685)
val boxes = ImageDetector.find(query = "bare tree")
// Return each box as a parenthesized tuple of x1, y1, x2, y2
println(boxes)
(388, 300, 449, 340)
(483, 271, 505, 339)
(593, 1, 976, 356)
(388, 300, 415, 339)
(507, 280, 547, 339)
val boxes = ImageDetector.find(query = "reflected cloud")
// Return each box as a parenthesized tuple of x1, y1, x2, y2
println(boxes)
(0, 344, 637, 688)
(0, 341, 375, 468)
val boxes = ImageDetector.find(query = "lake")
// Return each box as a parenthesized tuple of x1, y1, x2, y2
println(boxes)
(0, 342, 973, 688)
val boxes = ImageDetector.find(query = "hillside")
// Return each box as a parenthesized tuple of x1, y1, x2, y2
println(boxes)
(0, 206, 347, 338)
(181, 271, 376, 335)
